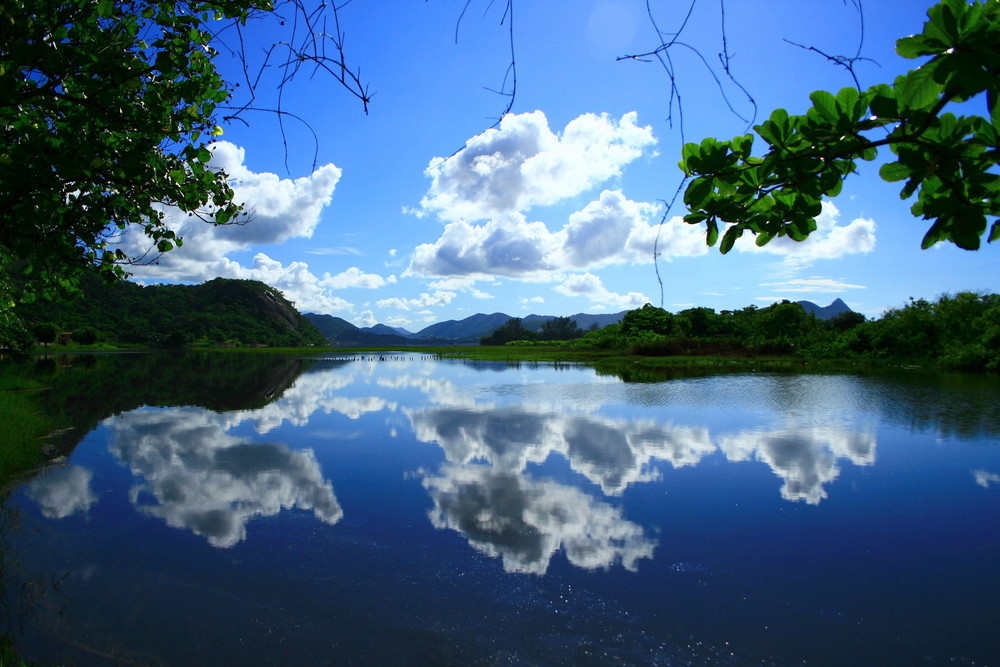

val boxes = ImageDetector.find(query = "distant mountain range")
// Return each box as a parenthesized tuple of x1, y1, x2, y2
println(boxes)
(304, 311, 629, 346)
(796, 298, 853, 320)
(305, 299, 854, 346)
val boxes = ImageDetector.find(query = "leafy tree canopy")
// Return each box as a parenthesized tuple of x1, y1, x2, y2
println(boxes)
(15, 276, 326, 348)
(481, 318, 534, 346)
(620, 304, 678, 337)
(539, 316, 582, 341)
(680, 0, 1000, 252)
(1, 0, 370, 304)
(0, 0, 275, 303)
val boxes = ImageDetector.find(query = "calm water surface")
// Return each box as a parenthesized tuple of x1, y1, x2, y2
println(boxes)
(3, 353, 999, 665)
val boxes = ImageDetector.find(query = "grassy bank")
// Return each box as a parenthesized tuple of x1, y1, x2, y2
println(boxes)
(0, 372, 57, 490)
(32, 342, 899, 374)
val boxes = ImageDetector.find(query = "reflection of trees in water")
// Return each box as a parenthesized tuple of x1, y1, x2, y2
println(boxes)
(0, 495, 68, 663)
(600, 364, 1000, 441)
(865, 371, 1000, 441)
(422, 463, 656, 575)
(0, 497, 19, 660)
(6, 352, 317, 462)
(107, 407, 342, 548)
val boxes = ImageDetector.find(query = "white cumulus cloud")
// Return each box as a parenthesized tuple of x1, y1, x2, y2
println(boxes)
(376, 290, 457, 311)
(734, 200, 876, 265)
(407, 190, 706, 282)
(118, 141, 366, 315)
(418, 111, 655, 221)
(321, 267, 396, 290)
(554, 273, 649, 310)
(407, 212, 562, 280)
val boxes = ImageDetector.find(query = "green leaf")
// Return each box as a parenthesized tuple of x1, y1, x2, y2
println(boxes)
(680, 143, 700, 174)
(901, 174, 924, 199)
(951, 226, 982, 250)
(96, 0, 115, 18)
(706, 219, 719, 247)
(755, 231, 774, 247)
(897, 66, 943, 111)
(921, 219, 948, 249)
(879, 162, 912, 183)
(809, 90, 838, 123)
(719, 226, 742, 254)
(835, 87, 861, 118)
(731, 134, 754, 160)
(756, 108, 790, 146)
(896, 35, 934, 59)
(684, 177, 714, 208)
(989, 220, 1000, 243)
(868, 83, 899, 119)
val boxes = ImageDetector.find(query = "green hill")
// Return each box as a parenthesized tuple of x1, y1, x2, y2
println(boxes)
(15, 276, 325, 348)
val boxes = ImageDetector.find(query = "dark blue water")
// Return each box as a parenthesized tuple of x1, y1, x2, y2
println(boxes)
(4, 354, 1000, 665)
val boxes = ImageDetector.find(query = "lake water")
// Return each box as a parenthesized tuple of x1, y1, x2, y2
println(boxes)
(3, 353, 1000, 665)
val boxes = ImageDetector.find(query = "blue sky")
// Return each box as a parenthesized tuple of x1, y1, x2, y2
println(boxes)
(124, 0, 999, 331)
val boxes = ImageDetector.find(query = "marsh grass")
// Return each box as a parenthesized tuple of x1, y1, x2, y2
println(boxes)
(0, 373, 56, 489)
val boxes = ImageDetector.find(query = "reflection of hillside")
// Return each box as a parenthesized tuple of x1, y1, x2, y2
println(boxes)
(422, 463, 655, 575)
(107, 407, 341, 548)
(20, 353, 317, 456)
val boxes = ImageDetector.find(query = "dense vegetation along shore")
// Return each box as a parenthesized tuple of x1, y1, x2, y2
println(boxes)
(562, 294, 1000, 372)
(7, 276, 325, 351)
(6, 276, 1000, 372)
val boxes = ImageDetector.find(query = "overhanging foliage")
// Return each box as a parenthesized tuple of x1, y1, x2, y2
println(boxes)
(680, 0, 1000, 252)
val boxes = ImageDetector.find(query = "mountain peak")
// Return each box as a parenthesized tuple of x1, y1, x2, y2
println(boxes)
(796, 299, 853, 320)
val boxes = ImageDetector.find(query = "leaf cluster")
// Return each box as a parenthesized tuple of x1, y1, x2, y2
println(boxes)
(826, 291, 1000, 370)
(0, 0, 269, 302)
(480, 316, 583, 345)
(680, 0, 1000, 251)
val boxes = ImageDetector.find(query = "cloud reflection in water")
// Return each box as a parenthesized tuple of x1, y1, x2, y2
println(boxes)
(409, 403, 874, 505)
(107, 407, 342, 548)
(409, 407, 715, 495)
(86, 359, 882, 562)
(422, 463, 656, 575)
(25, 465, 98, 519)
(973, 469, 1000, 488)
(719, 426, 876, 504)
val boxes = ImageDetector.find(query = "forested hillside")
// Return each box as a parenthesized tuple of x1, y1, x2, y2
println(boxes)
(571, 294, 1000, 372)
(13, 276, 325, 348)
